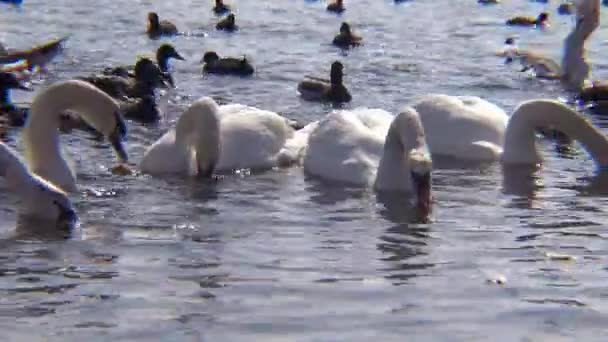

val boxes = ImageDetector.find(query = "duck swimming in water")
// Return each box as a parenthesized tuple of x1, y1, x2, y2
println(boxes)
(0, 72, 30, 127)
(0, 36, 67, 72)
(558, 2, 574, 15)
(327, 0, 345, 13)
(202, 51, 254, 76)
(216, 13, 238, 32)
(332, 22, 362, 49)
(82, 58, 166, 123)
(103, 43, 184, 87)
(298, 61, 351, 103)
(146, 12, 178, 38)
(213, 0, 231, 15)
(506, 11, 549, 27)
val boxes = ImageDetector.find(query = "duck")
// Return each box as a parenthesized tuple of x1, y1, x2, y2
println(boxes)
(332, 22, 362, 48)
(302, 107, 432, 212)
(410, 94, 608, 167)
(506, 12, 549, 27)
(83, 58, 165, 123)
(20, 80, 128, 193)
(103, 43, 184, 87)
(0, 71, 30, 126)
(146, 12, 178, 38)
(216, 13, 238, 32)
(327, 0, 345, 13)
(202, 51, 254, 76)
(478, 0, 500, 4)
(0, 142, 76, 225)
(0, 36, 67, 72)
(576, 81, 608, 113)
(139, 97, 301, 176)
(213, 0, 231, 15)
(558, 2, 574, 15)
(298, 61, 351, 103)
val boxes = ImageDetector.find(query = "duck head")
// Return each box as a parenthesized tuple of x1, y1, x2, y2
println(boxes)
(134, 57, 167, 88)
(339, 22, 351, 35)
(226, 13, 236, 25)
(330, 61, 344, 85)
(147, 12, 160, 31)
(203, 51, 220, 65)
(156, 43, 184, 71)
(536, 12, 549, 25)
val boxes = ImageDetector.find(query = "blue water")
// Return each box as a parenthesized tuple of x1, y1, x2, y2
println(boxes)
(2, 0, 608, 340)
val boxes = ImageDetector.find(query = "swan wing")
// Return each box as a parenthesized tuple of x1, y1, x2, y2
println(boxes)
(303, 109, 387, 185)
(216, 105, 294, 171)
(411, 94, 507, 161)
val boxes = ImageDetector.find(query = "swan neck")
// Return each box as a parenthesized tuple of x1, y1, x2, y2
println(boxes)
(375, 123, 410, 191)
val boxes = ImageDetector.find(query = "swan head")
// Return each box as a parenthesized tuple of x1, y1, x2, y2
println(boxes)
(387, 107, 433, 212)
(177, 97, 221, 177)
(50, 81, 129, 162)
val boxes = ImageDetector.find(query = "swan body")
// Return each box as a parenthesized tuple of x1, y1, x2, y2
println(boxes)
(412, 94, 608, 167)
(22, 80, 128, 192)
(411, 95, 508, 161)
(303, 107, 432, 209)
(0, 142, 75, 223)
(140, 97, 298, 176)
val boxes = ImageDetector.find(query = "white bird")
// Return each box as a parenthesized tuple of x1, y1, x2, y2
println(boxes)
(302, 107, 432, 210)
(0, 142, 75, 224)
(411, 94, 608, 166)
(22, 80, 128, 192)
(140, 97, 300, 176)
(502, 0, 599, 90)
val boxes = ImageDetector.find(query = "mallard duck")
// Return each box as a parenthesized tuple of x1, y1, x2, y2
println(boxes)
(103, 43, 184, 87)
(146, 12, 178, 38)
(202, 51, 254, 76)
(327, 0, 345, 13)
(0, 36, 67, 71)
(0, 72, 29, 126)
(506, 12, 549, 27)
(297, 61, 351, 103)
(213, 0, 231, 15)
(332, 22, 362, 48)
(216, 13, 238, 31)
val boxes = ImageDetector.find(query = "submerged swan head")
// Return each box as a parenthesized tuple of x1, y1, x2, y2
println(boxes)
(176, 96, 221, 177)
(0, 142, 75, 224)
(376, 107, 432, 212)
(24, 80, 128, 191)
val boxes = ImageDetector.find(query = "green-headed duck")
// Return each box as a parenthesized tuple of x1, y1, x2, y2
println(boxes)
(216, 13, 238, 31)
(202, 51, 254, 76)
(146, 12, 178, 38)
(506, 12, 549, 27)
(332, 22, 362, 48)
(103, 43, 184, 87)
(327, 0, 345, 13)
(0, 72, 30, 126)
(297, 61, 351, 103)
(213, 0, 231, 15)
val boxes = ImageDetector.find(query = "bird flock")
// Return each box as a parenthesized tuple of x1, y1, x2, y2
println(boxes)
(0, 0, 607, 229)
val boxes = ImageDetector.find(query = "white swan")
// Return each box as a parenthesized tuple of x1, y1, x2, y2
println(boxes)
(503, 0, 599, 90)
(302, 107, 432, 209)
(411, 95, 608, 166)
(0, 142, 75, 223)
(22, 80, 128, 192)
(140, 97, 299, 176)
